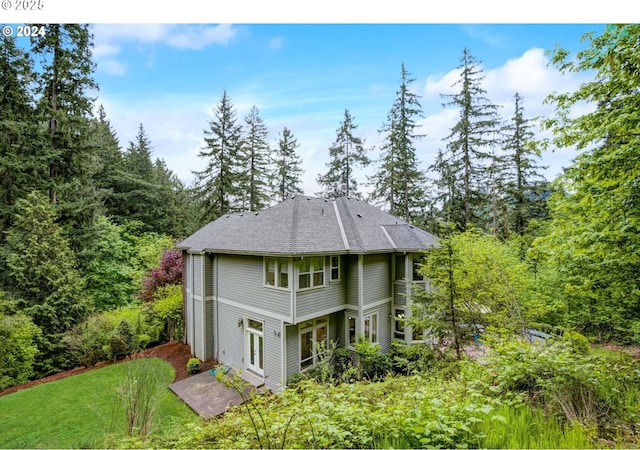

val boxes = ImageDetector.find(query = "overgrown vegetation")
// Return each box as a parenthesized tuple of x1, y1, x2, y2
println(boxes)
(119, 336, 638, 449)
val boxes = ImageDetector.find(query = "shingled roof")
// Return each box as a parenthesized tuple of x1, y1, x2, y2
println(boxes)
(176, 196, 439, 255)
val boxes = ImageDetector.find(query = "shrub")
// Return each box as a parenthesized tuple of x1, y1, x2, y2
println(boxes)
(562, 330, 591, 355)
(0, 306, 41, 389)
(150, 284, 183, 342)
(355, 337, 392, 381)
(186, 358, 200, 374)
(138, 249, 182, 302)
(483, 333, 640, 438)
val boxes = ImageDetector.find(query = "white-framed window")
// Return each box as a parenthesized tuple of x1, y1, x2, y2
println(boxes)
(363, 313, 378, 343)
(330, 255, 340, 281)
(412, 255, 424, 281)
(346, 315, 357, 348)
(265, 257, 289, 289)
(395, 254, 406, 281)
(394, 307, 405, 340)
(299, 317, 328, 370)
(298, 256, 324, 290)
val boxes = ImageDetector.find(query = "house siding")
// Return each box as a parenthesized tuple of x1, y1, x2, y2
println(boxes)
(345, 255, 359, 307)
(363, 254, 391, 306)
(218, 255, 291, 318)
(295, 262, 346, 321)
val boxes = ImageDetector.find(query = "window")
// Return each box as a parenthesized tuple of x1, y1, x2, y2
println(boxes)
(395, 255, 406, 281)
(394, 308, 405, 339)
(265, 258, 289, 289)
(330, 256, 340, 281)
(364, 313, 378, 343)
(412, 256, 424, 281)
(347, 315, 356, 347)
(299, 317, 328, 370)
(298, 257, 324, 290)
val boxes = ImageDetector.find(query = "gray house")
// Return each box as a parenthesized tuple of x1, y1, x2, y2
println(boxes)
(176, 196, 438, 391)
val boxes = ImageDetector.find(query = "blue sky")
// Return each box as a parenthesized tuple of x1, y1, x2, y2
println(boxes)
(88, 23, 604, 195)
(4, 9, 614, 195)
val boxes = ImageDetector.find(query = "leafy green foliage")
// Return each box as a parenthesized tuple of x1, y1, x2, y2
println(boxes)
(63, 305, 157, 367)
(536, 24, 640, 343)
(2, 192, 90, 375)
(0, 297, 41, 389)
(483, 333, 640, 438)
(412, 228, 546, 358)
(150, 284, 184, 342)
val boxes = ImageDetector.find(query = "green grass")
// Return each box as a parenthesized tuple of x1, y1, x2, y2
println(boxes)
(0, 358, 197, 448)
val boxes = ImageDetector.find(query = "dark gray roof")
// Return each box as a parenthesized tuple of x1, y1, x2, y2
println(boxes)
(176, 196, 439, 255)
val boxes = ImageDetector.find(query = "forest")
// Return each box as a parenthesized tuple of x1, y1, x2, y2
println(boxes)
(0, 23, 639, 447)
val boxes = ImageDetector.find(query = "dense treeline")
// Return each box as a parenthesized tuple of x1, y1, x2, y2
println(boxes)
(1, 23, 639, 392)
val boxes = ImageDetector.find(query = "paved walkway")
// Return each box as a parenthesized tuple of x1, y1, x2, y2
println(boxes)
(169, 368, 263, 419)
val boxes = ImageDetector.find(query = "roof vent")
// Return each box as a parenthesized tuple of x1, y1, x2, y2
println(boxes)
(254, 212, 259, 216)
(357, 214, 362, 218)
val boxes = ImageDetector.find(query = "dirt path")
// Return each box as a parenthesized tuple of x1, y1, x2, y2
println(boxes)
(0, 341, 217, 397)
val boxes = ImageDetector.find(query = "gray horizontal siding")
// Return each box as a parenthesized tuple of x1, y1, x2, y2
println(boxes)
(218, 255, 291, 318)
(363, 254, 390, 305)
(345, 255, 359, 307)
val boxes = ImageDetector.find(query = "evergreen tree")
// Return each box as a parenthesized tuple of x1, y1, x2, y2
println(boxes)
(369, 64, 427, 223)
(240, 105, 272, 211)
(316, 109, 370, 199)
(90, 105, 124, 211)
(31, 24, 102, 260)
(437, 48, 501, 231)
(273, 127, 304, 201)
(193, 91, 244, 222)
(502, 93, 548, 236)
(0, 35, 46, 242)
(2, 191, 89, 375)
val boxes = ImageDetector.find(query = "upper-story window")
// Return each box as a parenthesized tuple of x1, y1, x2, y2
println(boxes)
(395, 254, 406, 281)
(330, 255, 340, 281)
(298, 257, 324, 290)
(412, 256, 424, 281)
(265, 257, 289, 289)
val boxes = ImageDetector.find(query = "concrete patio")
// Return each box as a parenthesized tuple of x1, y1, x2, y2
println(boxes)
(169, 368, 266, 419)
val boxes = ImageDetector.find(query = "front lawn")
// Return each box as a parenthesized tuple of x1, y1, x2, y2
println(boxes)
(0, 357, 197, 448)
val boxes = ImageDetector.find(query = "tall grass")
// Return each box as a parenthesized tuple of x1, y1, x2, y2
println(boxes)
(476, 404, 593, 449)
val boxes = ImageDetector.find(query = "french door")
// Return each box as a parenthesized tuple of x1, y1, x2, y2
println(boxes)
(246, 318, 264, 377)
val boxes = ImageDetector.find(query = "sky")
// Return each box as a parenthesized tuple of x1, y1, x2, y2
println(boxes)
(4, 3, 633, 196)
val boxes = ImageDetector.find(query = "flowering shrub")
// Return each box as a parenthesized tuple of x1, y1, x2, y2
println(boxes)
(138, 249, 182, 302)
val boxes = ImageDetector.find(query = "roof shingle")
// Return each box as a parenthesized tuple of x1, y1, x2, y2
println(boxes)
(176, 196, 438, 255)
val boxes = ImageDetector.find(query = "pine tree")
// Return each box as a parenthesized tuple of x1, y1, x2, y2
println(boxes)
(0, 35, 46, 242)
(2, 191, 89, 375)
(240, 105, 272, 211)
(90, 105, 124, 212)
(502, 93, 548, 236)
(316, 109, 370, 199)
(273, 127, 304, 202)
(30, 24, 102, 259)
(438, 48, 501, 231)
(193, 91, 244, 222)
(369, 64, 427, 223)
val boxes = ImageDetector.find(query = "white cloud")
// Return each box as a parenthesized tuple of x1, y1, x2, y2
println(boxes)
(92, 24, 239, 76)
(268, 36, 284, 50)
